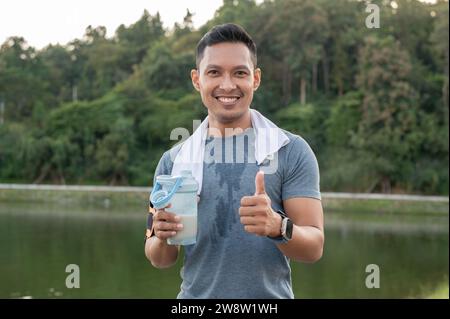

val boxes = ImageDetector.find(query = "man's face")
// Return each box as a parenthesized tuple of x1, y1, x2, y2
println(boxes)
(191, 42, 261, 124)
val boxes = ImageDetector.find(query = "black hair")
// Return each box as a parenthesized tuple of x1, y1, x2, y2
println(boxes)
(196, 23, 257, 69)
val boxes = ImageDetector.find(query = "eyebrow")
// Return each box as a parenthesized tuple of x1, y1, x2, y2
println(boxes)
(204, 64, 251, 72)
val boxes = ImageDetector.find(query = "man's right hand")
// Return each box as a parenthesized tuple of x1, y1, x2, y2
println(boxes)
(153, 204, 184, 241)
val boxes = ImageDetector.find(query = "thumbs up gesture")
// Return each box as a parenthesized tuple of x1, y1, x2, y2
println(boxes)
(239, 171, 282, 238)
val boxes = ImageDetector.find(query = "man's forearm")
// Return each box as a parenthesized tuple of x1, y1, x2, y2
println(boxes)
(276, 225, 324, 263)
(145, 236, 179, 269)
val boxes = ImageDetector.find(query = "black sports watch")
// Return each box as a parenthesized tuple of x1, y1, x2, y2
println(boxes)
(281, 215, 293, 241)
(268, 210, 293, 243)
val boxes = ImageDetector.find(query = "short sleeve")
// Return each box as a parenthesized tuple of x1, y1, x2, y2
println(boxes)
(152, 151, 173, 186)
(281, 136, 321, 201)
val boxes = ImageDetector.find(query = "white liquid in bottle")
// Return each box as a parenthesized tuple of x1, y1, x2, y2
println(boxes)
(168, 215, 197, 245)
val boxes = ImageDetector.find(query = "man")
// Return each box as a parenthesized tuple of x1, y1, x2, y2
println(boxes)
(145, 23, 324, 299)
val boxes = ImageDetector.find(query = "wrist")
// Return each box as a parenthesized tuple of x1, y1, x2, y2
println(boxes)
(154, 236, 178, 250)
(267, 209, 293, 243)
(269, 209, 283, 238)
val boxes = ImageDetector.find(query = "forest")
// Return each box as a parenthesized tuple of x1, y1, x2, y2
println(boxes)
(0, 0, 448, 195)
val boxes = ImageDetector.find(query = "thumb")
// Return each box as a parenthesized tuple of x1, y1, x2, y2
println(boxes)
(255, 170, 266, 195)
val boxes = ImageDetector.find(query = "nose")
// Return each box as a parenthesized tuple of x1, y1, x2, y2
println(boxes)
(219, 74, 236, 91)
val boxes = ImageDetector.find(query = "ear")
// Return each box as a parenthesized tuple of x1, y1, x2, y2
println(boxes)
(253, 68, 261, 91)
(191, 69, 200, 92)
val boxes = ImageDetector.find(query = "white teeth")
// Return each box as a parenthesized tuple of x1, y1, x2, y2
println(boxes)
(218, 97, 238, 103)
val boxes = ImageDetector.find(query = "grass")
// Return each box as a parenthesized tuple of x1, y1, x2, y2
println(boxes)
(323, 197, 449, 215)
(417, 278, 449, 299)
(0, 188, 448, 215)
(0, 189, 148, 212)
(425, 283, 449, 299)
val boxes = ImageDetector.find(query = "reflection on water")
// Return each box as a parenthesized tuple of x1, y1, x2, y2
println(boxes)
(0, 202, 448, 298)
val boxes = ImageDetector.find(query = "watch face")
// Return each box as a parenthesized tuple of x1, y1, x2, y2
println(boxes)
(285, 219, 293, 240)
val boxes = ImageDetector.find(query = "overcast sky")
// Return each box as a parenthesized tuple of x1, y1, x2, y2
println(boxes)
(0, 0, 439, 50)
(0, 0, 225, 49)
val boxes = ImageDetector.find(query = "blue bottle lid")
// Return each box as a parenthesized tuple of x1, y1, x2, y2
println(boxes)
(149, 170, 198, 208)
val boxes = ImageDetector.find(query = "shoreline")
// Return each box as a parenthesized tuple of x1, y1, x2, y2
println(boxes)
(0, 185, 448, 215)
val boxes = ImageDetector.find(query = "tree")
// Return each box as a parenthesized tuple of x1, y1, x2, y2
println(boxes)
(430, 1, 449, 142)
(0, 37, 50, 121)
(115, 10, 165, 68)
(140, 41, 193, 93)
(205, 0, 257, 30)
(318, 0, 362, 96)
(38, 44, 76, 105)
(259, 0, 329, 104)
(353, 36, 421, 193)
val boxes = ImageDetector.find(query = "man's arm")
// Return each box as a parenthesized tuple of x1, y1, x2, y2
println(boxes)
(144, 204, 182, 269)
(145, 236, 180, 269)
(275, 197, 324, 263)
(240, 171, 324, 263)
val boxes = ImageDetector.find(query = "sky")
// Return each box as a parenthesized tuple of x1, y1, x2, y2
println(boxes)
(0, 0, 439, 50)
(0, 0, 225, 49)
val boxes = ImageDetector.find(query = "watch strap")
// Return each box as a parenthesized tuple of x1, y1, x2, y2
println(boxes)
(267, 210, 289, 243)
(144, 204, 156, 243)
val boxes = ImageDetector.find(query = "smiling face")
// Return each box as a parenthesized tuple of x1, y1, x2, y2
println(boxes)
(191, 42, 261, 127)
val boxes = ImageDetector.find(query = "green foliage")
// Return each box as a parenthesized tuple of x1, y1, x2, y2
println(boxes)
(141, 41, 194, 92)
(325, 91, 363, 147)
(320, 148, 381, 193)
(275, 102, 328, 151)
(0, 123, 28, 180)
(352, 36, 428, 192)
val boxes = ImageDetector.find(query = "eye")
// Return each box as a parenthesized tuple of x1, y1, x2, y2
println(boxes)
(235, 70, 248, 77)
(207, 70, 219, 76)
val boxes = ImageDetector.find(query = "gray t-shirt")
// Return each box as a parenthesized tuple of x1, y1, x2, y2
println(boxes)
(152, 128, 321, 299)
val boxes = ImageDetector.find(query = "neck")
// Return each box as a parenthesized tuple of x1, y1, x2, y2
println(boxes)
(207, 110, 252, 137)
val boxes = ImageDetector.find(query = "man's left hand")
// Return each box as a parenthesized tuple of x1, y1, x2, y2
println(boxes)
(239, 171, 282, 237)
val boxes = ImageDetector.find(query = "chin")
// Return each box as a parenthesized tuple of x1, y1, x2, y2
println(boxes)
(214, 107, 249, 124)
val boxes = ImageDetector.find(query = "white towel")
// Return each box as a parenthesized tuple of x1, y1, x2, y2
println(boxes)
(170, 109, 290, 195)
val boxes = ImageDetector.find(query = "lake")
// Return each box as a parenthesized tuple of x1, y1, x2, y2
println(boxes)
(0, 201, 448, 298)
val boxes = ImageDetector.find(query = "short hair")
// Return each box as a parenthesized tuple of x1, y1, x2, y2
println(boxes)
(196, 23, 257, 69)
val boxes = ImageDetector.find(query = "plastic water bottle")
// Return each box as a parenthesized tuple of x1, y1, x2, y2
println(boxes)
(150, 170, 199, 245)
